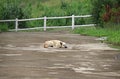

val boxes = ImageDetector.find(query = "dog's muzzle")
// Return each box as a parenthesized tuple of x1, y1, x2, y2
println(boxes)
(64, 46, 67, 48)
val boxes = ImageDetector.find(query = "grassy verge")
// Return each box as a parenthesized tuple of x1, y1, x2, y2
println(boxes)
(73, 26, 120, 46)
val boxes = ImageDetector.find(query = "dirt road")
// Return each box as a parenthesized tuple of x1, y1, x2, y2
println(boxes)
(0, 32, 120, 79)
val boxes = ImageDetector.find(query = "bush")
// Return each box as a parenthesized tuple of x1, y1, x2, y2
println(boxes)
(92, 0, 120, 27)
(0, 1, 30, 29)
(0, 0, 93, 29)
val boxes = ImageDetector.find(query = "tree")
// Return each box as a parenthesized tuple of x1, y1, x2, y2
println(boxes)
(92, 0, 120, 27)
(0, 0, 30, 29)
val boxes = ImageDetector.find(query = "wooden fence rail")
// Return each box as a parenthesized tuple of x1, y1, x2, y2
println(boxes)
(0, 15, 95, 32)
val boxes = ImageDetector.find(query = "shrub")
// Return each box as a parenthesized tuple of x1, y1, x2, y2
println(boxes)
(92, 0, 120, 27)
(0, 1, 30, 29)
(0, 23, 8, 32)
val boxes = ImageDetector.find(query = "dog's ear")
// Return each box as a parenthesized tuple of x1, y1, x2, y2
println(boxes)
(60, 42, 63, 46)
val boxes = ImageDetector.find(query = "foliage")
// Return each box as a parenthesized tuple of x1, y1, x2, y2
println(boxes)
(0, 23, 8, 32)
(0, 0, 30, 29)
(0, 0, 92, 30)
(92, 0, 120, 27)
(26, 0, 92, 27)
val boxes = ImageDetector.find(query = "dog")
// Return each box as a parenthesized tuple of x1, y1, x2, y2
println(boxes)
(44, 40, 67, 48)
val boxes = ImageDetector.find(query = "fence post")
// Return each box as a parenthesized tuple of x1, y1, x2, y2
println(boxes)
(15, 18, 18, 32)
(72, 15, 75, 30)
(44, 16, 47, 31)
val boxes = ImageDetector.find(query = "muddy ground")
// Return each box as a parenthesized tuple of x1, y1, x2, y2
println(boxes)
(0, 32, 120, 79)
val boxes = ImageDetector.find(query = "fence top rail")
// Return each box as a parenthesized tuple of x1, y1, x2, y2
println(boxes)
(47, 16, 72, 19)
(75, 15, 92, 18)
(0, 15, 92, 22)
(0, 19, 15, 22)
(18, 17, 44, 21)
(19, 16, 72, 21)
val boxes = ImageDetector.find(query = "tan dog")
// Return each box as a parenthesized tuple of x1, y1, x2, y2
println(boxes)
(44, 40, 67, 48)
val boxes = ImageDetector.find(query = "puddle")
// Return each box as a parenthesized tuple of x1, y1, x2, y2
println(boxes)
(95, 37, 107, 41)
(72, 67, 95, 74)
(0, 43, 118, 53)
(48, 72, 59, 75)
(79, 43, 117, 50)
(1, 54, 22, 56)
(115, 54, 120, 60)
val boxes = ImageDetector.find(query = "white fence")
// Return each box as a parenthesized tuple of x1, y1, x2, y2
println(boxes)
(0, 15, 95, 32)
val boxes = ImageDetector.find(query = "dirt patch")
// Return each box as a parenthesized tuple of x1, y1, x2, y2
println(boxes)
(0, 32, 120, 79)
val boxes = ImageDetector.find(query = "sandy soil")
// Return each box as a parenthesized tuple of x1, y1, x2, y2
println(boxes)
(0, 32, 120, 79)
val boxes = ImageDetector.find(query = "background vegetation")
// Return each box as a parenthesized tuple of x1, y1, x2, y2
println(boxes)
(92, 0, 120, 28)
(0, 0, 92, 31)
(74, 0, 120, 47)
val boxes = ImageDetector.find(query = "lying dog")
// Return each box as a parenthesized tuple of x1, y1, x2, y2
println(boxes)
(44, 40, 67, 48)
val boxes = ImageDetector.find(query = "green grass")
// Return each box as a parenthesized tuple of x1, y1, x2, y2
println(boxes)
(73, 26, 120, 46)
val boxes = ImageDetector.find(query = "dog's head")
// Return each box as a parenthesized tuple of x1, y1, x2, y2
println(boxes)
(60, 42, 67, 48)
